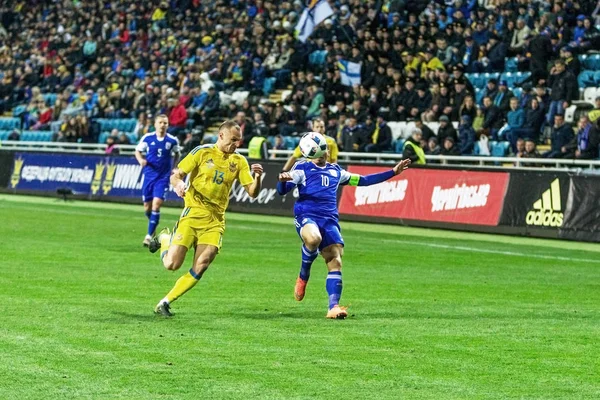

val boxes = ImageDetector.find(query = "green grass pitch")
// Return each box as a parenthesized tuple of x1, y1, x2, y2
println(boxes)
(0, 194, 599, 399)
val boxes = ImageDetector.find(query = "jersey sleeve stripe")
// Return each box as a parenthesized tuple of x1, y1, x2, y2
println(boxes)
(190, 144, 214, 155)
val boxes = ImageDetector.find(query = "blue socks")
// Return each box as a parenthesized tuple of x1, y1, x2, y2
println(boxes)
(145, 210, 151, 220)
(326, 271, 343, 309)
(300, 245, 318, 281)
(148, 210, 160, 236)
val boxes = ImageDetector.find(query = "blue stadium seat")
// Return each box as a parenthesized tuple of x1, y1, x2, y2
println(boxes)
(513, 87, 522, 99)
(126, 132, 138, 144)
(202, 134, 217, 144)
(283, 136, 296, 150)
(262, 77, 277, 96)
(583, 54, 600, 71)
(500, 72, 515, 87)
(515, 72, 531, 86)
(98, 131, 110, 144)
(475, 88, 485, 104)
(20, 131, 33, 141)
(0, 130, 10, 141)
(491, 141, 510, 157)
(0, 117, 20, 130)
(505, 57, 518, 72)
(12, 105, 27, 117)
(43, 93, 57, 106)
(578, 70, 596, 88)
(266, 136, 276, 148)
(291, 137, 300, 148)
(393, 139, 405, 153)
(595, 71, 600, 86)
(121, 119, 137, 132)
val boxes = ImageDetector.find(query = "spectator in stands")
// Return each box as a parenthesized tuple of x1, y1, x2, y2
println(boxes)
(521, 98, 546, 141)
(437, 115, 458, 145)
(484, 34, 507, 72)
(402, 128, 426, 164)
(543, 113, 574, 158)
(340, 115, 362, 152)
(166, 98, 187, 138)
(253, 113, 269, 138)
(514, 138, 526, 158)
(133, 113, 151, 139)
(250, 58, 266, 95)
(8, 130, 20, 141)
(482, 96, 505, 140)
(459, 36, 479, 73)
(459, 95, 477, 123)
(426, 137, 441, 156)
(441, 136, 460, 157)
(518, 139, 541, 167)
(481, 79, 499, 104)
(458, 115, 476, 155)
(363, 114, 392, 153)
(413, 119, 435, 142)
(562, 115, 600, 160)
(200, 87, 221, 129)
(118, 133, 131, 145)
(271, 134, 287, 159)
(510, 18, 531, 56)
(494, 81, 513, 113)
(473, 106, 485, 131)
(306, 83, 325, 120)
(105, 136, 120, 156)
(546, 59, 578, 125)
(561, 47, 581, 78)
(505, 97, 525, 145)
(247, 131, 271, 162)
(234, 111, 254, 148)
(526, 32, 553, 85)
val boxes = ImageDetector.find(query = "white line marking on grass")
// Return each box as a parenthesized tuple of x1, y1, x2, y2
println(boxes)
(233, 225, 600, 264)
(378, 238, 600, 264)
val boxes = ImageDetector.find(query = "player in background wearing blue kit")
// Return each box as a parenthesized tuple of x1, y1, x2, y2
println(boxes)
(135, 115, 181, 247)
(277, 143, 411, 319)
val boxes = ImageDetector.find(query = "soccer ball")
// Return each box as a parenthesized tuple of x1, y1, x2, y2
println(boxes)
(299, 132, 328, 159)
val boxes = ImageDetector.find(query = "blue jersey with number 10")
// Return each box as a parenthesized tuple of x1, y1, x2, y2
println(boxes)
(287, 161, 352, 220)
(135, 133, 180, 180)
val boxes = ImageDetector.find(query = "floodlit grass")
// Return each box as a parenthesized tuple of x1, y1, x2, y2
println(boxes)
(0, 194, 599, 399)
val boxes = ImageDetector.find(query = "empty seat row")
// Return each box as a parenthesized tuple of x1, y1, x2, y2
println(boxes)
(0, 117, 20, 130)
(20, 131, 54, 142)
(95, 118, 137, 132)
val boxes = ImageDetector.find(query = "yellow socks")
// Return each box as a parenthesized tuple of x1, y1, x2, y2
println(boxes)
(165, 269, 200, 303)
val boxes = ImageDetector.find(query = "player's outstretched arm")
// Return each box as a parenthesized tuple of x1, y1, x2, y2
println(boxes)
(349, 159, 411, 187)
(276, 171, 298, 195)
(243, 164, 264, 198)
(171, 168, 187, 198)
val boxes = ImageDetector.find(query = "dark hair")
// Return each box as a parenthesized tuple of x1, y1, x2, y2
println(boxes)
(219, 120, 241, 133)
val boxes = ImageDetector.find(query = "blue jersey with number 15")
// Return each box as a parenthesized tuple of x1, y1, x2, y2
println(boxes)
(135, 133, 180, 180)
(287, 161, 352, 220)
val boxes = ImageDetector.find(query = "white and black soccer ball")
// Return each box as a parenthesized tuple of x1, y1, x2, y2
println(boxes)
(299, 132, 328, 159)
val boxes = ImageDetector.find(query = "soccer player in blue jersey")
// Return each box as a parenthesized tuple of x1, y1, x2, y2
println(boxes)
(135, 114, 181, 246)
(276, 142, 411, 319)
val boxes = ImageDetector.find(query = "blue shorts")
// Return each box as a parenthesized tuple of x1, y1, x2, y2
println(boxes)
(142, 176, 169, 203)
(294, 215, 344, 251)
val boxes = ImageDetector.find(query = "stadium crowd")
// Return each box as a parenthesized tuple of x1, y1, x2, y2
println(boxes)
(0, 0, 600, 160)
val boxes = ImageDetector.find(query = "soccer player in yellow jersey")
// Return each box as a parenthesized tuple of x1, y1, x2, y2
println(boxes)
(281, 118, 338, 172)
(150, 120, 263, 317)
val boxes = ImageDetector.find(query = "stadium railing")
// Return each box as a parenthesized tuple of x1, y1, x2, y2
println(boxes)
(2, 141, 600, 171)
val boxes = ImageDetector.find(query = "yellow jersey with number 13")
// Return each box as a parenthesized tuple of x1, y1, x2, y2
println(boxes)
(178, 144, 254, 218)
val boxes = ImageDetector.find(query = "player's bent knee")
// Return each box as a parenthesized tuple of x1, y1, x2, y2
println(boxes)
(304, 233, 322, 248)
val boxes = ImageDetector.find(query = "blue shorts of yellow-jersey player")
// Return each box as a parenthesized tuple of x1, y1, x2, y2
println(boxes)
(142, 176, 169, 203)
(294, 215, 344, 251)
